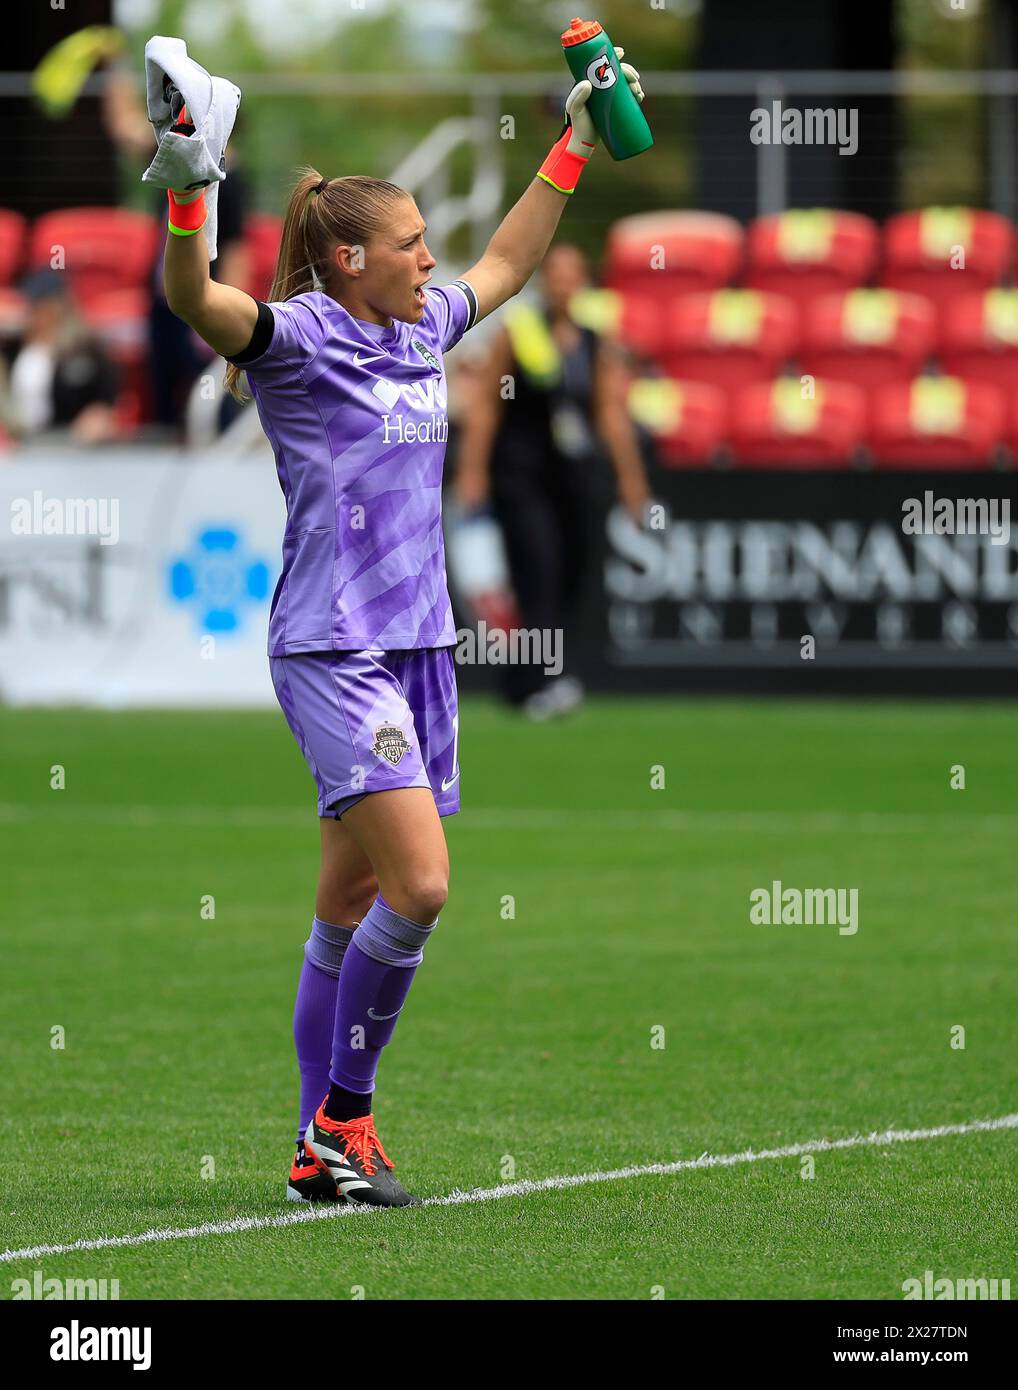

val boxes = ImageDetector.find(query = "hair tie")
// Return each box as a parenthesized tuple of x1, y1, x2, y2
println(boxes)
(315, 177, 329, 194)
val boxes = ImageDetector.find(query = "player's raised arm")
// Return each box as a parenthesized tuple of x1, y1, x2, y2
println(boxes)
(458, 49, 644, 326)
(162, 200, 258, 359)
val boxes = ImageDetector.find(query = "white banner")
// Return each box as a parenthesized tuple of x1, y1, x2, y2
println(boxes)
(0, 452, 287, 706)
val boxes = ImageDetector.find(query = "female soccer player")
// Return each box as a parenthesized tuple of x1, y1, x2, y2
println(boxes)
(161, 53, 645, 1207)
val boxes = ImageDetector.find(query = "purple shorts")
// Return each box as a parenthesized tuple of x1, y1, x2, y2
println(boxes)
(270, 647, 460, 819)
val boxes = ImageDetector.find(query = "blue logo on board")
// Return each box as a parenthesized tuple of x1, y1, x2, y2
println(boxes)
(169, 527, 270, 634)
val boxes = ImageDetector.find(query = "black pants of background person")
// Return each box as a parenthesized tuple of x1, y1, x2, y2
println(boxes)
(149, 294, 204, 429)
(149, 295, 245, 435)
(490, 437, 601, 706)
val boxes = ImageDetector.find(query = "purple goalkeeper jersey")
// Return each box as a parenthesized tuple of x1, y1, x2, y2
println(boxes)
(239, 281, 478, 654)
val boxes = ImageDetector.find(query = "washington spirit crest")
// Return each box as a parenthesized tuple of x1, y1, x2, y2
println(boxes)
(372, 724, 411, 765)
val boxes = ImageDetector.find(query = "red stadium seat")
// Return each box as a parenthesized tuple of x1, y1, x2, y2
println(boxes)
(661, 289, 798, 395)
(80, 287, 149, 364)
(626, 377, 727, 466)
(744, 209, 879, 327)
(1003, 390, 1018, 461)
(879, 208, 1014, 330)
(798, 289, 936, 392)
(245, 212, 283, 300)
(868, 376, 1006, 468)
(601, 211, 744, 300)
(0, 209, 28, 286)
(29, 207, 159, 306)
(567, 287, 663, 361)
(729, 378, 866, 468)
(939, 289, 1018, 396)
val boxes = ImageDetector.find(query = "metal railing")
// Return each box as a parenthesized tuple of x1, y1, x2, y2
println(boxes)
(387, 111, 505, 263)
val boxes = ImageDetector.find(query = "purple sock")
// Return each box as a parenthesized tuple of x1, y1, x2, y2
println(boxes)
(329, 894, 438, 1095)
(293, 916, 355, 1143)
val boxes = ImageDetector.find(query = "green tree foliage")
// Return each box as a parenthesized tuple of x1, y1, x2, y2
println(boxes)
(898, 0, 989, 207)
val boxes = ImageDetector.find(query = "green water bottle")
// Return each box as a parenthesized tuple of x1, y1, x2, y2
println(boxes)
(561, 16, 653, 161)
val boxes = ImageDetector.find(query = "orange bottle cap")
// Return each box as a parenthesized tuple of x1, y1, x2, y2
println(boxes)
(562, 17, 603, 46)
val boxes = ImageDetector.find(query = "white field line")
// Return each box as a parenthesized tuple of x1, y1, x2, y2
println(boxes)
(2, 1113, 1015, 1265)
(1, 802, 1018, 835)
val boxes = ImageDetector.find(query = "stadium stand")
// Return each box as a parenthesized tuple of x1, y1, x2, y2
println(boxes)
(244, 212, 283, 301)
(29, 207, 158, 304)
(797, 288, 937, 392)
(743, 209, 879, 328)
(0, 210, 30, 352)
(939, 288, 1018, 396)
(5, 199, 1018, 463)
(601, 210, 744, 298)
(19, 209, 158, 434)
(729, 377, 867, 467)
(626, 377, 728, 466)
(878, 207, 1015, 331)
(1005, 388, 1018, 460)
(0, 208, 27, 285)
(659, 288, 798, 395)
(79, 285, 152, 430)
(867, 375, 1006, 468)
(565, 285, 664, 361)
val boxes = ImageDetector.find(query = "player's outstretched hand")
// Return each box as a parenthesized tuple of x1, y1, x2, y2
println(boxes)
(614, 48, 646, 106)
(563, 46, 645, 154)
(144, 79, 211, 193)
(141, 37, 240, 197)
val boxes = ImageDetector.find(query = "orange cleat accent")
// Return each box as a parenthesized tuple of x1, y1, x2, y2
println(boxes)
(289, 1149, 327, 1183)
(312, 1111, 394, 1176)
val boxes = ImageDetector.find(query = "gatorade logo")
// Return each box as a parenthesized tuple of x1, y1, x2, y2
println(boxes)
(586, 52, 617, 90)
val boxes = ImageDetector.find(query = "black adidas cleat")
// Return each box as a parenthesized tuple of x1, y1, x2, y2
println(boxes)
(304, 1105, 421, 1207)
(286, 1143, 342, 1204)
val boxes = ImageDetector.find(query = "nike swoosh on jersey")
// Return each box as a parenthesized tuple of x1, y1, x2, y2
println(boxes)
(440, 771, 460, 792)
(353, 351, 386, 365)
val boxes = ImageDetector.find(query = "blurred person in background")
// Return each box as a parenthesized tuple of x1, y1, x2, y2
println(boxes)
(6, 269, 119, 444)
(453, 242, 652, 719)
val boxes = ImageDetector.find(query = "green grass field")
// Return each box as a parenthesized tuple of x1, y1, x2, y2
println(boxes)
(1, 697, 1015, 1300)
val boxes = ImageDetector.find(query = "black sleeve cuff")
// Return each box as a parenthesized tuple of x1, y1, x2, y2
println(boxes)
(225, 299, 275, 365)
(450, 279, 479, 332)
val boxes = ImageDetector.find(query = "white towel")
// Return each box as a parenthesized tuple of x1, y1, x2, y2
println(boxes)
(141, 35, 241, 261)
